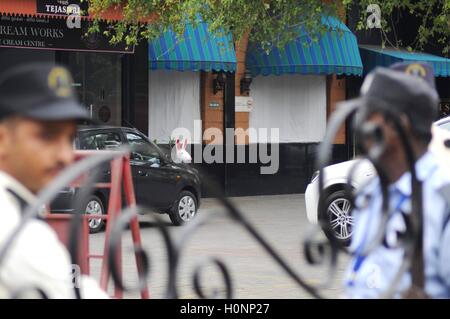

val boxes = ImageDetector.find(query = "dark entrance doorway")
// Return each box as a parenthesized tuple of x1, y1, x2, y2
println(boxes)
(64, 52, 123, 126)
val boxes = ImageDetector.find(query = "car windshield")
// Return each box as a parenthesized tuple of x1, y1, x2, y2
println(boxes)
(125, 132, 162, 167)
(78, 131, 122, 150)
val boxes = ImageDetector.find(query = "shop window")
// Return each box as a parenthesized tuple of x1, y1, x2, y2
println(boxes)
(250, 74, 327, 143)
(67, 52, 122, 126)
(148, 70, 201, 144)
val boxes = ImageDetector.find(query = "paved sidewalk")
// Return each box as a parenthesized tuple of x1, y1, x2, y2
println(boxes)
(89, 194, 349, 298)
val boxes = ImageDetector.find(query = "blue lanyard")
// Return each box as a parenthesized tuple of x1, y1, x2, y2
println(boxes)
(347, 191, 408, 286)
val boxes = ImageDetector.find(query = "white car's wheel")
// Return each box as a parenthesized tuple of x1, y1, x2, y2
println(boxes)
(321, 190, 354, 245)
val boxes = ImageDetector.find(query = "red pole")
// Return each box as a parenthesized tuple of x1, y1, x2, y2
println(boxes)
(122, 155, 150, 299)
(67, 151, 149, 299)
(99, 157, 123, 298)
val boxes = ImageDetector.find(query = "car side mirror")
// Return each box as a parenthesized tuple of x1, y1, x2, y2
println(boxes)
(130, 152, 144, 161)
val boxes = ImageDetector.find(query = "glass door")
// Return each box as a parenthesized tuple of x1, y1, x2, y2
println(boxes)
(67, 52, 123, 126)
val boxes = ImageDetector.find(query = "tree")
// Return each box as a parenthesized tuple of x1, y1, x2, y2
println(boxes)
(345, 0, 450, 56)
(87, 0, 450, 56)
(87, 0, 342, 51)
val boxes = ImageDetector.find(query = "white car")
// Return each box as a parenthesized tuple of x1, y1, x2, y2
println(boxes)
(305, 117, 450, 244)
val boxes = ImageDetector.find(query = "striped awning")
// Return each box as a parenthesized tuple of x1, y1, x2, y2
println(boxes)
(359, 45, 450, 77)
(148, 23, 236, 72)
(246, 16, 363, 76)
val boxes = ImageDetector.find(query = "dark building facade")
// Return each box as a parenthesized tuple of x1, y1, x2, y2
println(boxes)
(0, 1, 367, 198)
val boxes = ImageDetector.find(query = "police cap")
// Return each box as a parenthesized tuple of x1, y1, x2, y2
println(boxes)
(345, 66, 439, 139)
(0, 63, 89, 121)
(389, 61, 436, 89)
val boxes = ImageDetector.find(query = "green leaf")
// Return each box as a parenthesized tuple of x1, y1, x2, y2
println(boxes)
(87, 0, 450, 56)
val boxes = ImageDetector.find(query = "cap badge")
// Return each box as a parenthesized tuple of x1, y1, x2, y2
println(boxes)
(48, 67, 73, 98)
(404, 63, 427, 79)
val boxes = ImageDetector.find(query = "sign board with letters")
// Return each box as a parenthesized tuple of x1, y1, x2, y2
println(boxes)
(0, 14, 133, 53)
(235, 96, 253, 112)
(209, 101, 220, 109)
(36, 0, 89, 16)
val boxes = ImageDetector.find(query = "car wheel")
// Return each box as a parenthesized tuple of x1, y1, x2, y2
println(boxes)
(85, 195, 105, 233)
(169, 191, 198, 226)
(320, 190, 354, 246)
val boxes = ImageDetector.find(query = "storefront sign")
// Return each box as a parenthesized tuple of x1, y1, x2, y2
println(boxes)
(0, 15, 133, 53)
(36, 0, 88, 16)
(235, 96, 253, 112)
(209, 101, 220, 109)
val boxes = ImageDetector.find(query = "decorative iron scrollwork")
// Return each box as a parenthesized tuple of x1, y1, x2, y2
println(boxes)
(0, 101, 435, 298)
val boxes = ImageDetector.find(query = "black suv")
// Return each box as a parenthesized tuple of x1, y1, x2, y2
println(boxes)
(51, 126, 201, 232)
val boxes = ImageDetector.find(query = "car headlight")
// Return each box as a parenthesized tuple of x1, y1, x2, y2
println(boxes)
(310, 170, 319, 183)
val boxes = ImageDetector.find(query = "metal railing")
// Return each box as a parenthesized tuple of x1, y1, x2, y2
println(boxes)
(0, 105, 433, 298)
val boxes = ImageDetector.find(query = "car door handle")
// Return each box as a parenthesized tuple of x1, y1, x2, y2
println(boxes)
(138, 170, 147, 177)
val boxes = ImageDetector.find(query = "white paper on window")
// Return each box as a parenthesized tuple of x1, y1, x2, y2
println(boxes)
(249, 74, 327, 143)
(148, 70, 201, 144)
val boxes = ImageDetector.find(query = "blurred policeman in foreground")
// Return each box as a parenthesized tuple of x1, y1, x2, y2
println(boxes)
(0, 63, 107, 298)
(342, 62, 450, 298)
